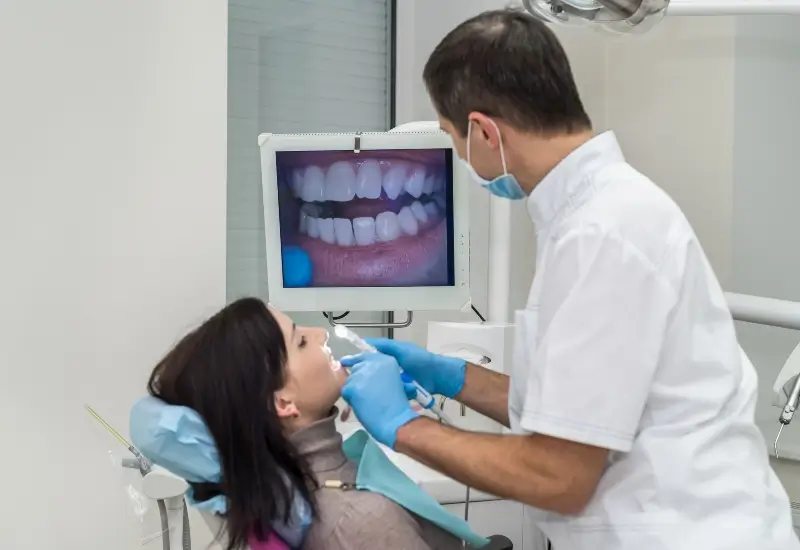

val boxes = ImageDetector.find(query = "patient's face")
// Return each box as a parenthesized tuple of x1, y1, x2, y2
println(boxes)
(270, 307, 347, 426)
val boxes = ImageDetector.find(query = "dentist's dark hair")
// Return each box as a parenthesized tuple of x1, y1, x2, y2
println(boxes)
(423, 8, 592, 137)
(146, 297, 316, 550)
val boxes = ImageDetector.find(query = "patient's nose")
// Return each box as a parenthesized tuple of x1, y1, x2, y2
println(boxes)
(311, 327, 328, 342)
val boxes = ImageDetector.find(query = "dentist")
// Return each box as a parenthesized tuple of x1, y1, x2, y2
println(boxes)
(341, 8, 799, 550)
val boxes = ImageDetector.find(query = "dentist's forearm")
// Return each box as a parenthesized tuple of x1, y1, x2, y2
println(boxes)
(454, 362, 510, 428)
(394, 417, 604, 514)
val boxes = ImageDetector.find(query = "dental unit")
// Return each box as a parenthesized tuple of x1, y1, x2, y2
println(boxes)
(725, 292, 800, 459)
(113, 393, 513, 550)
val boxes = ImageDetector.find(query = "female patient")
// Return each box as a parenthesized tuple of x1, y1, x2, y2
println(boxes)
(145, 297, 460, 550)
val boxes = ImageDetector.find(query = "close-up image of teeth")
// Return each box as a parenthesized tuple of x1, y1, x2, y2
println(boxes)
(275, 148, 454, 287)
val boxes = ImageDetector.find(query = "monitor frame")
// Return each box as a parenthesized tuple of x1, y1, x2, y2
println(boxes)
(258, 131, 470, 312)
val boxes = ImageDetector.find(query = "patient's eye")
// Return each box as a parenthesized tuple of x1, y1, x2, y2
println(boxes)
(298, 335, 308, 349)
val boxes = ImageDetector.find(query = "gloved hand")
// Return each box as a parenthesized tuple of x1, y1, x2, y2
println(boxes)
(364, 338, 467, 399)
(341, 353, 419, 449)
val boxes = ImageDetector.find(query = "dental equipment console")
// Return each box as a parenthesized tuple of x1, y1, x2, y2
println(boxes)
(725, 292, 800, 459)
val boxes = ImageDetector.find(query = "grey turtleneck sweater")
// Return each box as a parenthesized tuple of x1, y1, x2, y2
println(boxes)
(291, 412, 461, 550)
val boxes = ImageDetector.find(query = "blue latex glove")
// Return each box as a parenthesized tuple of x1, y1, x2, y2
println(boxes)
(365, 338, 467, 399)
(341, 353, 419, 449)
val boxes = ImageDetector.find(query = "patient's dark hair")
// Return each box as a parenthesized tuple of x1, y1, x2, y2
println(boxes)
(147, 297, 316, 550)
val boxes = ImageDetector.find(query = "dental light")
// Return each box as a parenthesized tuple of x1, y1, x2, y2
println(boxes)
(522, 0, 800, 34)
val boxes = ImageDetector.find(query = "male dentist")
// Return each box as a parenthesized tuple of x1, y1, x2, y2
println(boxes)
(341, 8, 800, 550)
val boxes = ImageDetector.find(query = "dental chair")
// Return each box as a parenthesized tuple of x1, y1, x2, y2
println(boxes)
(115, 395, 514, 550)
(134, 465, 513, 550)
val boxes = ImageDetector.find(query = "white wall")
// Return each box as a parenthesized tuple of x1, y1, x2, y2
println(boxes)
(0, 2, 227, 548)
(605, 17, 737, 286)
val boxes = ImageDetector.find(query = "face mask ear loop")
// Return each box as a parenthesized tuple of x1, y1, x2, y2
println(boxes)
(487, 118, 509, 176)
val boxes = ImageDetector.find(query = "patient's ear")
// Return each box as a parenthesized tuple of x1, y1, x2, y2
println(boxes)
(275, 393, 300, 419)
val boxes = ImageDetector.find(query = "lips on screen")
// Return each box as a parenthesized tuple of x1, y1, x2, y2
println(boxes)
(276, 149, 456, 288)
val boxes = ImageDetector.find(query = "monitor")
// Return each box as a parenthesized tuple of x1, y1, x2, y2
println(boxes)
(258, 131, 470, 312)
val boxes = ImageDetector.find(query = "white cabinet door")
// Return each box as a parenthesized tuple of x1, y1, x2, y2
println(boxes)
(444, 500, 523, 549)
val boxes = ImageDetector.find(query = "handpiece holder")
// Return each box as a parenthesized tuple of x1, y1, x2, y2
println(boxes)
(775, 374, 800, 458)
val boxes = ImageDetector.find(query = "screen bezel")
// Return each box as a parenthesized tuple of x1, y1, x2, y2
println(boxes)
(259, 131, 470, 312)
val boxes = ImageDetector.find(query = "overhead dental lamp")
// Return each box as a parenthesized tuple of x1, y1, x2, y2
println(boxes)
(522, 0, 800, 34)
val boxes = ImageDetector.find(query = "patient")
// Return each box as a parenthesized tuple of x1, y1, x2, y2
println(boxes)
(144, 297, 460, 550)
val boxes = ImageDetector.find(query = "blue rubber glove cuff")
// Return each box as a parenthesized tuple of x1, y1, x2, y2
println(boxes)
(438, 356, 467, 399)
(383, 408, 420, 449)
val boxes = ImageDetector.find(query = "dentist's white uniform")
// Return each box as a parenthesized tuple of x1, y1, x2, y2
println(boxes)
(509, 132, 799, 549)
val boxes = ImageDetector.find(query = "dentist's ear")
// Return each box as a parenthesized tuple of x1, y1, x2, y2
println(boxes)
(275, 393, 300, 419)
(468, 112, 502, 149)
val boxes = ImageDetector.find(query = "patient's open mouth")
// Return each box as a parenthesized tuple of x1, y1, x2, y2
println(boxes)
(278, 150, 450, 286)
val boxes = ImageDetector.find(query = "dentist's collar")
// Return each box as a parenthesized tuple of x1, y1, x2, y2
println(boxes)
(526, 131, 624, 231)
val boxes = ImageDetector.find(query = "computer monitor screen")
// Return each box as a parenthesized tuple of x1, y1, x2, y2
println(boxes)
(275, 148, 455, 288)
(259, 131, 470, 312)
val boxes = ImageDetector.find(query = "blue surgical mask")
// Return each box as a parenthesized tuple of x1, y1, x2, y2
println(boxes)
(462, 118, 527, 200)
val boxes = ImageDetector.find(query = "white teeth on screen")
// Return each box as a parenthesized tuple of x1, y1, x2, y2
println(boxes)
(325, 161, 356, 202)
(292, 161, 443, 202)
(410, 201, 428, 224)
(353, 217, 376, 246)
(299, 204, 319, 234)
(405, 164, 426, 198)
(292, 170, 305, 197)
(382, 164, 407, 200)
(397, 206, 419, 236)
(355, 160, 382, 199)
(301, 166, 326, 202)
(333, 218, 354, 246)
(318, 218, 335, 244)
(293, 161, 444, 246)
(302, 203, 440, 246)
(376, 211, 400, 242)
(307, 217, 320, 238)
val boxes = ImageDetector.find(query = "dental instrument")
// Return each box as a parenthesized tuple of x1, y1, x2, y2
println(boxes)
(333, 324, 455, 425)
(85, 404, 152, 475)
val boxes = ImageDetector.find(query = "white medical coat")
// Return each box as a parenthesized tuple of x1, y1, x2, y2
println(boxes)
(509, 131, 799, 549)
